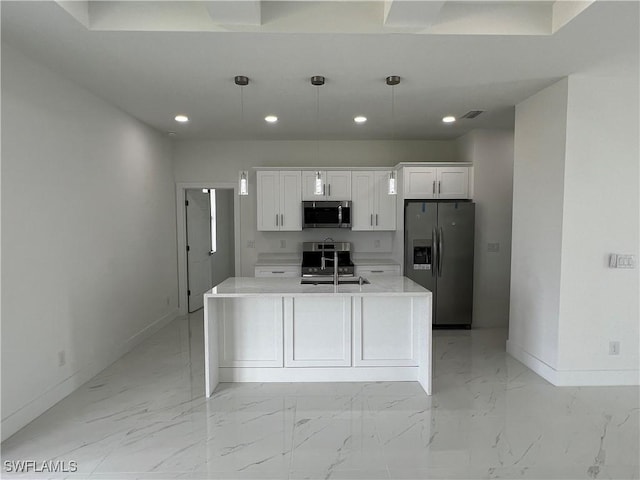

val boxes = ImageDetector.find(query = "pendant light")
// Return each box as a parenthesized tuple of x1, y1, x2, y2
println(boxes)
(235, 76, 250, 196)
(312, 76, 325, 195)
(386, 76, 400, 195)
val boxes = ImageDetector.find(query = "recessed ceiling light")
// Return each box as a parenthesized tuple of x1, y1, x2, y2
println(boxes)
(265, 115, 278, 123)
(442, 116, 456, 123)
(167, 131, 177, 136)
(354, 116, 367, 124)
(174, 114, 189, 123)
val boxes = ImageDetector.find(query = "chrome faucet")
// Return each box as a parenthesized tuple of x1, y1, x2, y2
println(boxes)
(320, 250, 339, 285)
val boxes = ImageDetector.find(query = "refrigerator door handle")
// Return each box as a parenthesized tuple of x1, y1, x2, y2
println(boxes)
(438, 226, 444, 277)
(432, 228, 437, 277)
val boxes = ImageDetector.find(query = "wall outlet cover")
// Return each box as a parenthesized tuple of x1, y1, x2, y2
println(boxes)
(609, 341, 620, 356)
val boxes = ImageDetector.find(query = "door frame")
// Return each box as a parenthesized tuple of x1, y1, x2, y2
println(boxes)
(176, 182, 240, 316)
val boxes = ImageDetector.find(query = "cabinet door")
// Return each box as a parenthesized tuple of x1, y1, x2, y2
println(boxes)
(403, 167, 437, 199)
(353, 297, 419, 367)
(280, 171, 302, 231)
(326, 171, 352, 200)
(351, 171, 375, 231)
(437, 167, 469, 199)
(219, 297, 284, 367)
(374, 171, 396, 231)
(257, 171, 280, 231)
(284, 297, 351, 367)
(301, 170, 325, 200)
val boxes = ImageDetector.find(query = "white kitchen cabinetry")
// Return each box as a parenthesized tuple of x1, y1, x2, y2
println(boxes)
(254, 266, 300, 278)
(257, 170, 302, 231)
(353, 297, 419, 367)
(218, 297, 283, 367)
(284, 297, 351, 367)
(355, 265, 401, 276)
(351, 171, 396, 231)
(403, 166, 470, 199)
(302, 170, 351, 200)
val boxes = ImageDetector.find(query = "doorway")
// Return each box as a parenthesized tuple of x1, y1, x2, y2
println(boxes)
(181, 185, 238, 314)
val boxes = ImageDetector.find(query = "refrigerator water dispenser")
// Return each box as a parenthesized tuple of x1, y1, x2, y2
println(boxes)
(413, 240, 431, 270)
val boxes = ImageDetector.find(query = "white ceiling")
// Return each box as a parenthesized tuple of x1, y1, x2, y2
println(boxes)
(1, 1, 638, 140)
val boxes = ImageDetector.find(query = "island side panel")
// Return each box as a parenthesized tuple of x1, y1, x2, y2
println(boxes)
(204, 296, 220, 397)
(416, 294, 432, 395)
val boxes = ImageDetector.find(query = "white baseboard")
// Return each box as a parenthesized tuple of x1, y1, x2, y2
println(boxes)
(123, 309, 178, 353)
(506, 339, 640, 387)
(1, 309, 178, 442)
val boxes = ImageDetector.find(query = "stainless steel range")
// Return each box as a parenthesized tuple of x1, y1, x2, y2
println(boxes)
(301, 242, 355, 277)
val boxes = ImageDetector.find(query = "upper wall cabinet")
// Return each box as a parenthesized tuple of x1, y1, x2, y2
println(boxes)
(302, 171, 352, 201)
(403, 166, 470, 199)
(257, 170, 302, 231)
(351, 171, 396, 231)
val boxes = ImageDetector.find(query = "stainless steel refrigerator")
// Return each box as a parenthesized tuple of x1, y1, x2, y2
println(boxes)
(404, 201, 475, 327)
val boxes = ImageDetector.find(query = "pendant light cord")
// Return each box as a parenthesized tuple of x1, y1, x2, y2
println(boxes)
(316, 86, 320, 163)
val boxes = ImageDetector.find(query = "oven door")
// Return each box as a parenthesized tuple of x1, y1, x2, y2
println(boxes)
(303, 202, 351, 228)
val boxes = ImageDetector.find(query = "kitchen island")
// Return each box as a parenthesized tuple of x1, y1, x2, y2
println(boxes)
(203, 276, 432, 396)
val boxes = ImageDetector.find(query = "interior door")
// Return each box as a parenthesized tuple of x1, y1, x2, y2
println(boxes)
(436, 202, 475, 326)
(186, 189, 212, 313)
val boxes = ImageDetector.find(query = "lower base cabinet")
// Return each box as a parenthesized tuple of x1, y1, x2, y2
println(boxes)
(353, 297, 419, 366)
(218, 298, 284, 367)
(284, 297, 351, 367)
(217, 296, 419, 368)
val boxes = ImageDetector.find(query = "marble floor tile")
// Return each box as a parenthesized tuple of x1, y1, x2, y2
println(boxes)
(2, 316, 638, 480)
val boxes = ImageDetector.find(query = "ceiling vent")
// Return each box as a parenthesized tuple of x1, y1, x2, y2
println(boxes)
(460, 110, 484, 119)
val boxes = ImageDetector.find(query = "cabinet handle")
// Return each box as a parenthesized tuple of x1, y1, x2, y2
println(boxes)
(328, 184, 331, 197)
(323, 183, 326, 196)
(276, 214, 279, 226)
(272, 271, 285, 274)
(375, 214, 378, 226)
(371, 270, 384, 273)
(281, 214, 284, 226)
(438, 181, 441, 194)
(432, 181, 436, 194)
(370, 214, 373, 226)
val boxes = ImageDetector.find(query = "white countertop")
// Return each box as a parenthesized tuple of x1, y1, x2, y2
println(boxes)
(205, 276, 431, 298)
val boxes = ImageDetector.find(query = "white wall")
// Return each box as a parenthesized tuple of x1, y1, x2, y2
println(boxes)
(210, 188, 235, 286)
(1, 44, 178, 439)
(173, 139, 461, 275)
(458, 129, 514, 328)
(508, 75, 639, 385)
(508, 78, 568, 374)
(557, 75, 639, 376)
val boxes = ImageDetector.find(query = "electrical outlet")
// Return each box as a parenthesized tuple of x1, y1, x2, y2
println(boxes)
(609, 341, 620, 356)
(488, 242, 500, 253)
(374, 239, 381, 248)
(246, 240, 255, 249)
(58, 350, 66, 367)
(280, 240, 286, 249)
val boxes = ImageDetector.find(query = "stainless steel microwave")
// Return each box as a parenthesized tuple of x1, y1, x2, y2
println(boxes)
(302, 201, 352, 229)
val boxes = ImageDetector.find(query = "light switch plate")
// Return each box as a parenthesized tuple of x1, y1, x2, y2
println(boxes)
(609, 254, 636, 269)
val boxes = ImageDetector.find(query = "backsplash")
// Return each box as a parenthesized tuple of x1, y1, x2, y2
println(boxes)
(255, 230, 395, 256)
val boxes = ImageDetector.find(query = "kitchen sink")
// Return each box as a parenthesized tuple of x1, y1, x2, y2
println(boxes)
(300, 277, 370, 285)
